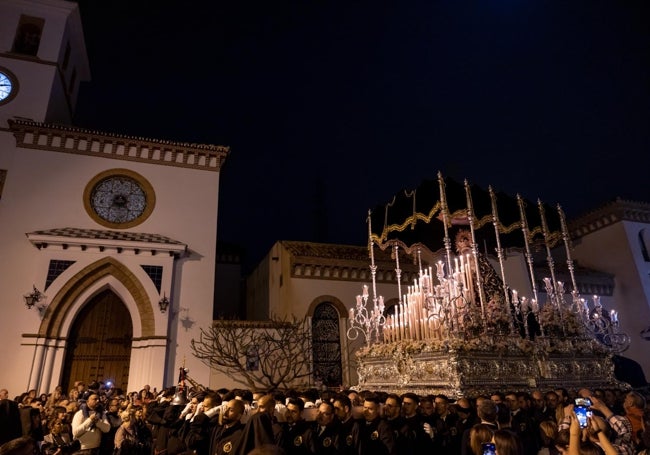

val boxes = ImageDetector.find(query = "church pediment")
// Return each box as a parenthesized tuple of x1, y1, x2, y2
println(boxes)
(26, 227, 187, 256)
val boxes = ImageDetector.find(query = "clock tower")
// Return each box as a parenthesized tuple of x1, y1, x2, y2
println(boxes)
(0, 0, 90, 127)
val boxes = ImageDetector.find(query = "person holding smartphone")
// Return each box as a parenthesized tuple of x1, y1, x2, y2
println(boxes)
(560, 393, 634, 455)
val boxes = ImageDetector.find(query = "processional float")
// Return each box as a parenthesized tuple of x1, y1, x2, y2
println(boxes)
(347, 173, 630, 397)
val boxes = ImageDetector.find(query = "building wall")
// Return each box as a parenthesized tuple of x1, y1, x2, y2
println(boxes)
(572, 221, 650, 377)
(0, 0, 229, 397)
(0, 131, 222, 394)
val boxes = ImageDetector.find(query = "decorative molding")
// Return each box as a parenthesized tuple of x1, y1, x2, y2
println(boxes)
(569, 198, 650, 239)
(26, 227, 187, 257)
(9, 119, 230, 172)
(38, 257, 156, 338)
(281, 241, 419, 283)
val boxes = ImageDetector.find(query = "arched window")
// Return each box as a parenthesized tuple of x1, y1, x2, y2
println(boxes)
(311, 302, 342, 387)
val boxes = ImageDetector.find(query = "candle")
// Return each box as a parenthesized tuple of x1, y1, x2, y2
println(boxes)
(467, 254, 474, 297)
(349, 308, 354, 319)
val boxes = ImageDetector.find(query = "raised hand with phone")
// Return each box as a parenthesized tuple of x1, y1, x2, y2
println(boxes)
(574, 397, 592, 429)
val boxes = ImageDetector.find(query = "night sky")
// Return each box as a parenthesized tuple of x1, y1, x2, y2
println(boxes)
(73, 1, 650, 270)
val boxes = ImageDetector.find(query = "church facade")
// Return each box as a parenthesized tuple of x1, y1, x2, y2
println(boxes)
(0, 0, 229, 396)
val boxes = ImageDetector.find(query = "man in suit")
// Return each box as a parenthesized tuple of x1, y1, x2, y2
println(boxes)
(310, 401, 340, 455)
(209, 399, 246, 455)
(460, 398, 498, 455)
(333, 394, 357, 455)
(278, 398, 312, 455)
(357, 394, 396, 455)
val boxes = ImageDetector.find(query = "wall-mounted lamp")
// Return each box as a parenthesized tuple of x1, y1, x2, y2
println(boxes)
(159, 293, 170, 313)
(24, 285, 45, 310)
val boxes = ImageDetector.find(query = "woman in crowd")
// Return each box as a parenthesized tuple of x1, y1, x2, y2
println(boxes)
(493, 429, 523, 455)
(114, 410, 138, 455)
(41, 419, 77, 455)
(470, 424, 496, 455)
(538, 420, 560, 455)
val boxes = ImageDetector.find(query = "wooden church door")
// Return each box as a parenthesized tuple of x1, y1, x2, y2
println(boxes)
(61, 289, 133, 392)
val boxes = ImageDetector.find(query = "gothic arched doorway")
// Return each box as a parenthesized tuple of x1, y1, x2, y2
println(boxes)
(61, 289, 133, 392)
(311, 302, 342, 387)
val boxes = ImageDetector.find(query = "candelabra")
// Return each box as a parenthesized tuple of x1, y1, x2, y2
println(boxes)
(581, 295, 630, 353)
(348, 284, 386, 346)
(347, 211, 386, 346)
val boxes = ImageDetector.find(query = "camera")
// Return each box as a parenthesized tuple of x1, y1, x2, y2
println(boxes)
(482, 442, 496, 455)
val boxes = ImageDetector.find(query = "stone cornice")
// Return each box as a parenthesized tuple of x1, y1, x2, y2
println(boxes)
(26, 227, 188, 257)
(281, 240, 420, 283)
(569, 198, 650, 239)
(9, 119, 230, 172)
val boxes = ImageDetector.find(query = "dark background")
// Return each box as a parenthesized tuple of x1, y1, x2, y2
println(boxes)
(73, 0, 650, 271)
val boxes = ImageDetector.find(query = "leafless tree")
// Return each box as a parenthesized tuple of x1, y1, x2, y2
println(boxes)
(190, 316, 313, 391)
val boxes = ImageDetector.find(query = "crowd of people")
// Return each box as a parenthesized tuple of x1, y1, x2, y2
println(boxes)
(1, 382, 649, 455)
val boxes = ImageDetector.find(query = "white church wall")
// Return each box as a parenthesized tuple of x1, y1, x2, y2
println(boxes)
(0, 137, 220, 394)
(572, 221, 650, 379)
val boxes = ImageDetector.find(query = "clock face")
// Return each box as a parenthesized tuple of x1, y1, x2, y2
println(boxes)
(84, 169, 155, 228)
(0, 71, 16, 104)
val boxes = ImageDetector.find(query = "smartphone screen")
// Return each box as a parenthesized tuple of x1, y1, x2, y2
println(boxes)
(575, 397, 592, 407)
(482, 442, 496, 455)
(575, 405, 589, 428)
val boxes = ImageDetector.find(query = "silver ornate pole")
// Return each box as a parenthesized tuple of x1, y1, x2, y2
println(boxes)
(539, 200, 565, 336)
(464, 179, 486, 320)
(437, 172, 454, 278)
(538, 200, 560, 303)
(394, 244, 402, 303)
(557, 204, 581, 311)
(437, 172, 457, 331)
(367, 210, 380, 317)
(489, 186, 515, 335)
(516, 194, 542, 337)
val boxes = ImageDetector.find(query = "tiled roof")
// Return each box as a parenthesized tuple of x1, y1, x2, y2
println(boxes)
(281, 240, 398, 264)
(280, 240, 421, 283)
(9, 119, 229, 172)
(28, 227, 184, 245)
(10, 119, 227, 151)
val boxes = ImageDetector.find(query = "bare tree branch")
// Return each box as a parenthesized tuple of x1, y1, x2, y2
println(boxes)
(190, 315, 313, 391)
